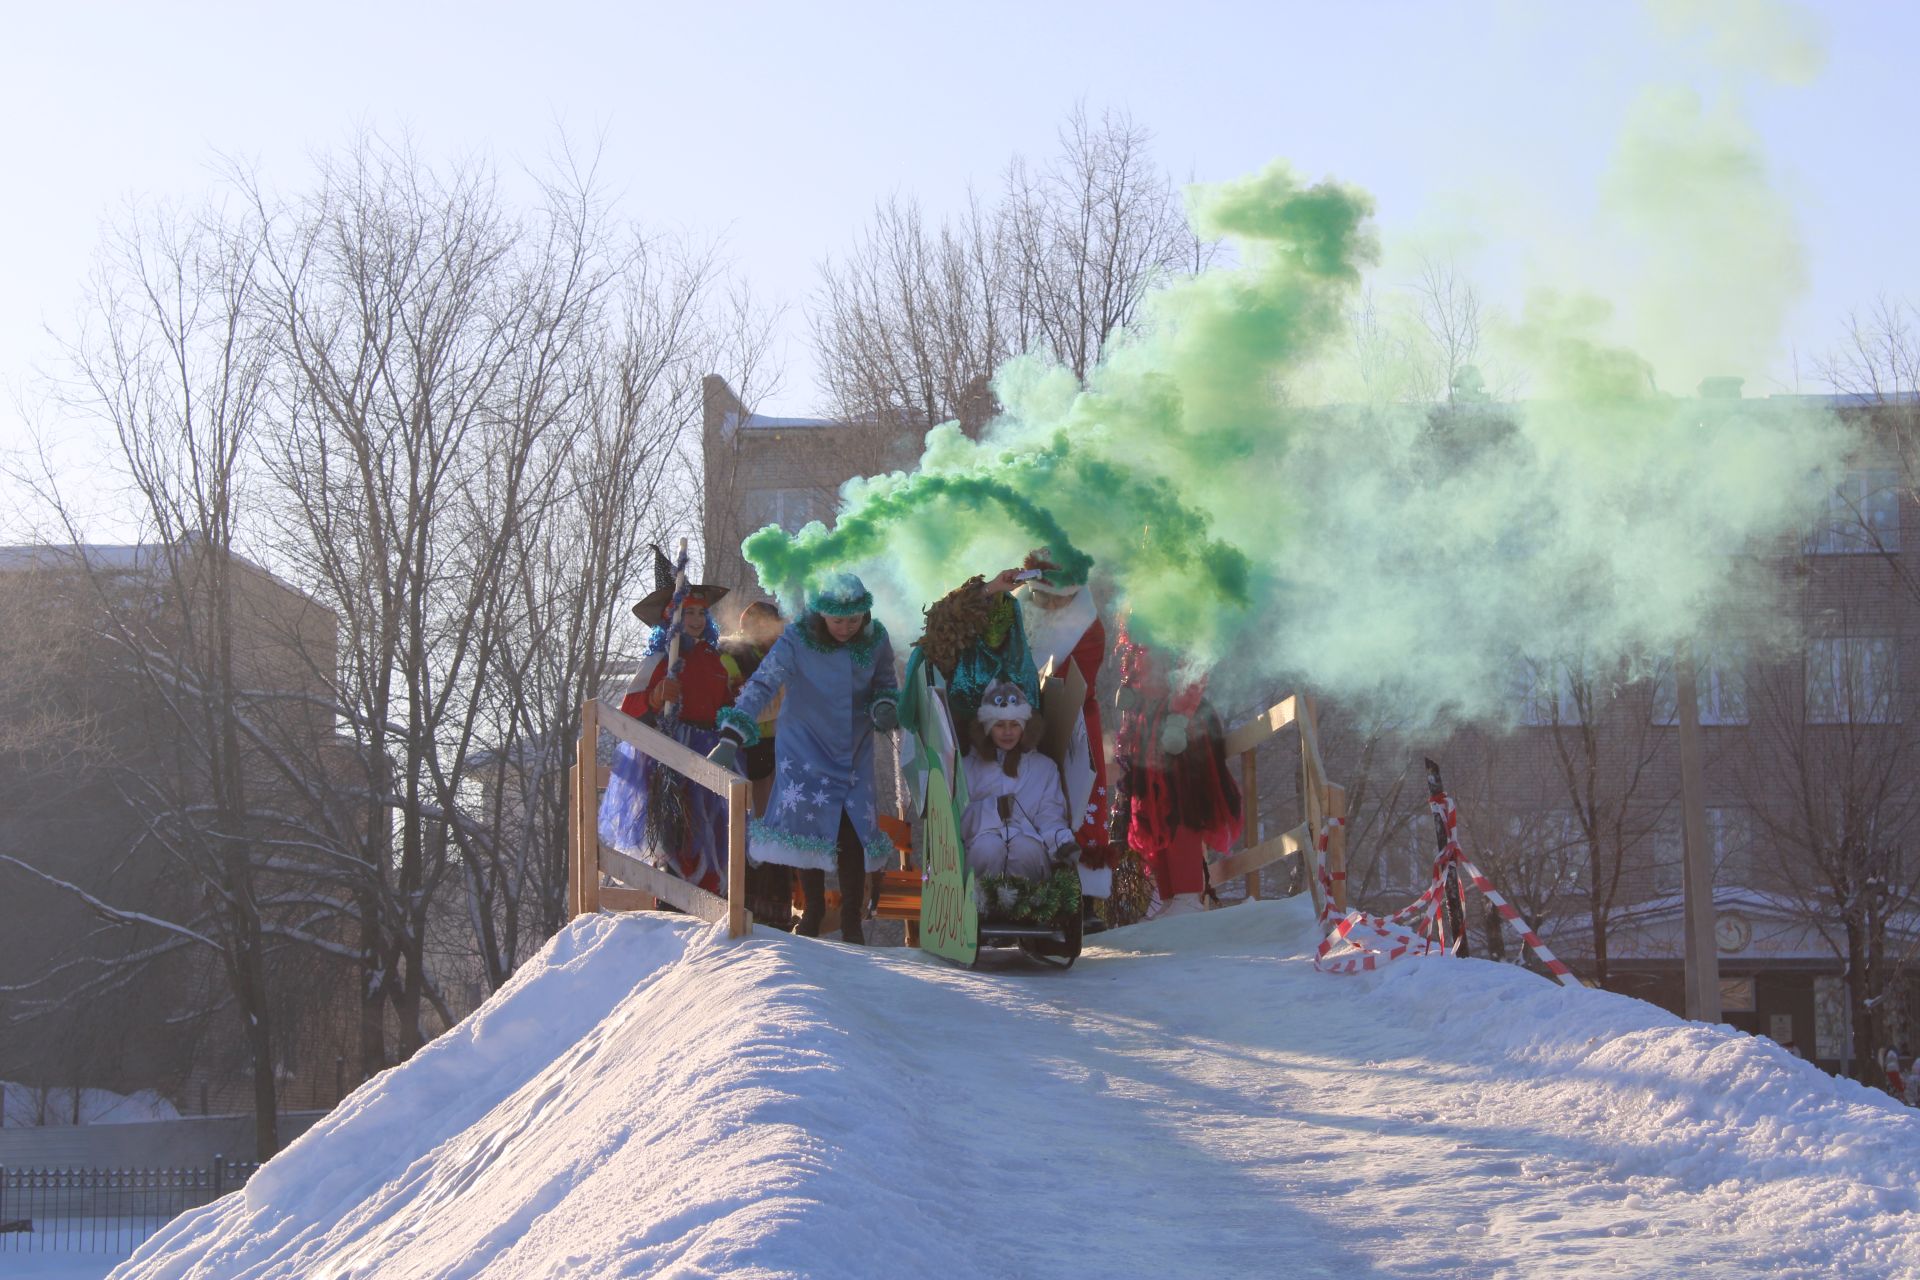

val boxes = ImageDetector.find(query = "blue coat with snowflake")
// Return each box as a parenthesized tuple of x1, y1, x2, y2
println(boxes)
(718, 617, 899, 872)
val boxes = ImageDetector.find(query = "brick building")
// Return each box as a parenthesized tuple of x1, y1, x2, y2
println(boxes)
(0, 541, 366, 1119)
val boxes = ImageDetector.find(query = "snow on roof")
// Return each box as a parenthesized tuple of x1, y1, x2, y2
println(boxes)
(118, 898, 1920, 1277)
(743, 412, 841, 429)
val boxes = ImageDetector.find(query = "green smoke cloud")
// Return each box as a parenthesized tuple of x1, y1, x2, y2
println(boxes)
(742, 52, 1854, 725)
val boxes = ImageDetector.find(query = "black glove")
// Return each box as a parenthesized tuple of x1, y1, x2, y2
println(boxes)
(871, 699, 899, 732)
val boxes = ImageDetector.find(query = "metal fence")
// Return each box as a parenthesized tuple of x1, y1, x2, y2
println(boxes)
(0, 1158, 258, 1253)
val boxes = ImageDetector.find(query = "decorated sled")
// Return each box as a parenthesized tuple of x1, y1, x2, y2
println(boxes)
(892, 652, 1083, 968)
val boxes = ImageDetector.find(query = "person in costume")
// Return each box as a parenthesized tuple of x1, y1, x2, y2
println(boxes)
(717, 600, 787, 812)
(1113, 614, 1243, 917)
(1016, 552, 1116, 903)
(960, 681, 1078, 882)
(717, 600, 794, 928)
(599, 547, 740, 894)
(710, 572, 898, 944)
(913, 562, 1040, 728)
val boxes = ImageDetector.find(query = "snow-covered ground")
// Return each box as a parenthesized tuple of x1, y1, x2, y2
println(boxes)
(109, 899, 1920, 1278)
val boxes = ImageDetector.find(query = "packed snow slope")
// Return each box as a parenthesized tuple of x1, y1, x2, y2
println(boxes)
(116, 900, 1920, 1279)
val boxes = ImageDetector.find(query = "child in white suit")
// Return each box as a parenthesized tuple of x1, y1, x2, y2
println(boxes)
(961, 681, 1078, 881)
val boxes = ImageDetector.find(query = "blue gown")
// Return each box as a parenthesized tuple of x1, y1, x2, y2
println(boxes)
(719, 618, 899, 872)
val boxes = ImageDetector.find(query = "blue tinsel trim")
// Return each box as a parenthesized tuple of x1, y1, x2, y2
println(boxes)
(795, 616, 888, 666)
(747, 816, 899, 872)
(643, 616, 719, 657)
(716, 705, 761, 748)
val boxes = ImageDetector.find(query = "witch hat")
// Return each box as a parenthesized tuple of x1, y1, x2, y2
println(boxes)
(631, 544, 729, 626)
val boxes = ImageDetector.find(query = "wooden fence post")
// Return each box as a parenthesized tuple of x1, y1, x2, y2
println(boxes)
(1242, 747, 1261, 900)
(1299, 693, 1328, 915)
(1324, 782, 1349, 914)
(566, 761, 581, 920)
(726, 778, 750, 938)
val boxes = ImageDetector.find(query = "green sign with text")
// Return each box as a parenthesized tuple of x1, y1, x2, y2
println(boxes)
(918, 757, 977, 964)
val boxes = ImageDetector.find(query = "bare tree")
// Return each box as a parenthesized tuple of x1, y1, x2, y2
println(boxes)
(1411, 255, 1486, 406)
(1740, 584, 1920, 1078)
(1, 205, 345, 1157)
(814, 105, 1211, 444)
(1520, 656, 1676, 988)
(468, 244, 735, 986)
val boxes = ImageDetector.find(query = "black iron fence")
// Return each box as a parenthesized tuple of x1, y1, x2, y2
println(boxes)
(0, 1158, 258, 1253)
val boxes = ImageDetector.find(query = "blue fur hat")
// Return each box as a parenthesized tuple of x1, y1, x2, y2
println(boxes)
(807, 571, 873, 618)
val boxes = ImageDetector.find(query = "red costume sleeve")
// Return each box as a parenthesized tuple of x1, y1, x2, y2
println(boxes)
(619, 647, 735, 726)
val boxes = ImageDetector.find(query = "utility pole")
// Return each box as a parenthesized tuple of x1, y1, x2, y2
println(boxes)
(1675, 640, 1721, 1022)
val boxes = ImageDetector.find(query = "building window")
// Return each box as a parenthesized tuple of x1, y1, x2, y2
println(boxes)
(1806, 636, 1898, 724)
(1384, 815, 1438, 890)
(1650, 824, 1682, 896)
(742, 487, 821, 534)
(1652, 643, 1748, 725)
(1708, 807, 1755, 885)
(1513, 656, 1587, 726)
(1806, 468, 1900, 555)
(1649, 807, 1755, 896)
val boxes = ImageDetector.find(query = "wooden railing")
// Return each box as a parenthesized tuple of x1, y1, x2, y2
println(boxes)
(565, 688, 1345, 937)
(566, 699, 753, 937)
(1206, 693, 1348, 916)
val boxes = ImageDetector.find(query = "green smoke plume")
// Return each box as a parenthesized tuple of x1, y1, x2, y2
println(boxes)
(742, 39, 1855, 725)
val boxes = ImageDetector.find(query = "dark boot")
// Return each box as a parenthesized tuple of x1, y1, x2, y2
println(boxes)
(836, 814, 867, 945)
(796, 869, 826, 938)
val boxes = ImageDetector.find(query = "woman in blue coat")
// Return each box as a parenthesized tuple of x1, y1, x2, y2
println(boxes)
(712, 572, 899, 942)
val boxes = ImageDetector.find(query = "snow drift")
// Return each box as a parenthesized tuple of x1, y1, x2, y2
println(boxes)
(112, 899, 1920, 1279)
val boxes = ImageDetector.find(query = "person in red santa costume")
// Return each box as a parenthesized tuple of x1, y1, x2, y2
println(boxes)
(1014, 551, 1116, 914)
(1112, 613, 1242, 917)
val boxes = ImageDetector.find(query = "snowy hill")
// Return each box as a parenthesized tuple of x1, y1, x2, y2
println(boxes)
(114, 899, 1920, 1279)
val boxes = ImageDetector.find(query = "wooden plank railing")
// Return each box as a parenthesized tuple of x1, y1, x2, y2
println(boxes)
(1208, 692, 1347, 915)
(567, 698, 752, 937)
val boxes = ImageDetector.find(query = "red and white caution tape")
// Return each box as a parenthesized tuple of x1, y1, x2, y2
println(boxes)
(1456, 857, 1574, 981)
(1312, 790, 1571, 985)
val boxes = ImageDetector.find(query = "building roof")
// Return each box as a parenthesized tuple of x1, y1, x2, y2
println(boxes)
(740, 412, 842, 430)
(0, 539, 328, 613)
(0, 543, 159, 572)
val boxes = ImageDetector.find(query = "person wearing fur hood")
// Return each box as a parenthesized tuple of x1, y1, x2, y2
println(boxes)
(960, 681, 1079, 883)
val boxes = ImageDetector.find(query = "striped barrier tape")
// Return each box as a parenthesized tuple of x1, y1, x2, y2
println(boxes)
(1312, 789, 1571, 985)
(1456, 857, 1575, 981)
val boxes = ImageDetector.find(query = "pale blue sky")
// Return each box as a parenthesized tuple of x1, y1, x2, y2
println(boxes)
(2, 0, 1913, 448)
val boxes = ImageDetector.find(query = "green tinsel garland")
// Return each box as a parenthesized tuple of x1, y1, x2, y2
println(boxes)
(977, 865, 1082, 923)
